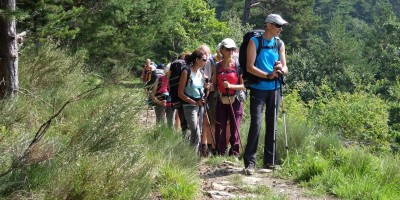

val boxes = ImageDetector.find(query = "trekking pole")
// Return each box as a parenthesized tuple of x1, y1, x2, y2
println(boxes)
(198, 88, 217, 148)
(223, 79, 244, 153)
(279, 74, 289, 165)
(193, 101, 202, 156)
(272, 78, 278, 167)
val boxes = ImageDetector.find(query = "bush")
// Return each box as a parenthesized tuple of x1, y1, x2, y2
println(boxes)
(310, 89, 390, 151)
(295, 155, 330, 182)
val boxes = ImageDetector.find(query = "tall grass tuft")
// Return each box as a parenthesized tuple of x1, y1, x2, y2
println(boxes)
(140, 126, 200, 199)
(157, 164, 199, 200)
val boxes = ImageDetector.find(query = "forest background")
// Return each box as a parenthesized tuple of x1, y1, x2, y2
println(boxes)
(0, 0, 400, 199)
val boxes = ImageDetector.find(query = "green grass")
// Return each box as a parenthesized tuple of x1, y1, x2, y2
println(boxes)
(157, 164, 200, 200)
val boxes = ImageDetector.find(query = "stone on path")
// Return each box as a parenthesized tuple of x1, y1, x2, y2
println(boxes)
(207, 190, 235, 199)
(212, 182, 238, 192)
(259, 168, 273, 174)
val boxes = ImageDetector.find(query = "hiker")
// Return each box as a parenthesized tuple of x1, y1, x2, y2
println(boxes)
(178, 50, 209, 154)
(198, 44, 217, 157)
(169, 53, 190, 133)
(213, 38, 245, 157)
(215, 43, 233, 151)
(151, 64, 175, 127)
(141, 58, 155, 84)
(243, 14, 289, 175)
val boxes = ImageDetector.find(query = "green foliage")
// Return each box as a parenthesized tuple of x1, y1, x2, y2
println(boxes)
(296, 155, 330, 182)
(285, 143, 400, 199)
(17, 0, 230, 74)
(282, 89, 308, 123)
(157, 164, 200, 200)
(19, 41, 87, 93)
(0, 40, 202, 199)
(311, 89, 390, 150)
(139, 126, 200, 199)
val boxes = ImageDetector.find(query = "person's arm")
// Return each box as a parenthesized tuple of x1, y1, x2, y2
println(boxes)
(223, 71, 245, 91)
(246, 39, 272, 79)
(151, 78, 166, 106)
(273, 42, 288, 75)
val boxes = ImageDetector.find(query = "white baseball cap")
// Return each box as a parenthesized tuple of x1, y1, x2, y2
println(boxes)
(220, 38, 237, 49)
(265, 14, 288, 25)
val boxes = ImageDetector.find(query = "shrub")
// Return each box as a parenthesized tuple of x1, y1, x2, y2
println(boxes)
(295, 155, 330, 182)
(310, 89, 390, 151)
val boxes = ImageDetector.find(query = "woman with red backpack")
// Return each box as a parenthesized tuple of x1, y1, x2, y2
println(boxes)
(212, 38, 246, 157)
(151, 64, 175, 127)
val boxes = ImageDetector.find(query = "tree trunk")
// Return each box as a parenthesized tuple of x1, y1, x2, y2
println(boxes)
(242, 0, 253, 26)
(0, 0, 19, 98)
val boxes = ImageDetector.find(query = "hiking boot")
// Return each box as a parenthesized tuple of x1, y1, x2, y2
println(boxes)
(263, 164, 276, 170)
(211, 148, 218, 156)
(244, 163, 255, 176)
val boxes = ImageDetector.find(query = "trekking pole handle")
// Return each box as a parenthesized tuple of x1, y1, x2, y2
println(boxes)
(197, 88, 205, 106)
(204, 78, 209, 95)
(223, 78, 230, 95)
(279, 73, 286, 86)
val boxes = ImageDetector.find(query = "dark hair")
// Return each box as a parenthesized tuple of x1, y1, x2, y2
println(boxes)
(178, 52, 190, 60)
(184, 50, 205, 66)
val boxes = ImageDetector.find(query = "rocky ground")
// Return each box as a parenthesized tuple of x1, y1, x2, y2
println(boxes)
(198, 159, 336, 200)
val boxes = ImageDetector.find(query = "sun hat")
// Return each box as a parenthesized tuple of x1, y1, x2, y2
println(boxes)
(265, 14, 288, 25)
(220, 38, 237, 49)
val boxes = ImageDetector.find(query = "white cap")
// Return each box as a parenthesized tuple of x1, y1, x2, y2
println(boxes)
(265, 14, 288, 25)
(220, 38, 237, 49)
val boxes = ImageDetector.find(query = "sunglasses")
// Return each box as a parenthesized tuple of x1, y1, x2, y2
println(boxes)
(273, 23, 283, 28)
(225, 48, 236, 51)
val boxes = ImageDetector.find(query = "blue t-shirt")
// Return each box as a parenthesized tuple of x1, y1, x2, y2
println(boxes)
(249, 36, 282, 90)
(184, 70, 204, 100)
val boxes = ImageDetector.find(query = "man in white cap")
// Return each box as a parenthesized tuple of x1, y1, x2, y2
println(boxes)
(243, 14, 289, 175)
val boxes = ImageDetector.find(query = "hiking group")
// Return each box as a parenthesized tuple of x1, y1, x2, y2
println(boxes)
(140, 14, 289, 176)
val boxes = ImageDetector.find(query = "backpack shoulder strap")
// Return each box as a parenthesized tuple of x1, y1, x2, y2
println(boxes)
(235, 60, 241, 84)
(215, 62, 220, 88)
(274, 37, 282, 51)
(156, 76, 163, 93)
(182, 65, 191, 87)
(215, 62, 220, 74)
(209, 57, 216, 68)
(256, 36, 263, 57)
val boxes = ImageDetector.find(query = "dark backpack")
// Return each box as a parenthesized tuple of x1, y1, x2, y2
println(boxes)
(239, 29, 282, 87)
(145, 69, 164, 89)
(168, 59, 190, 104)
(145, 69, 165, 106)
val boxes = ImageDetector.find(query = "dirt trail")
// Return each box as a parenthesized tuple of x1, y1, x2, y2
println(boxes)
(199, 159, 336, 200)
